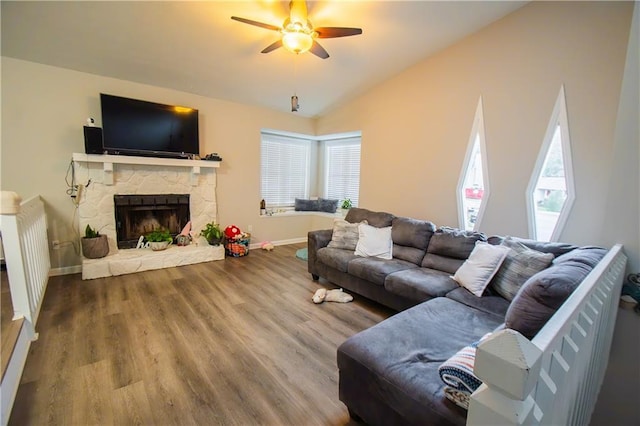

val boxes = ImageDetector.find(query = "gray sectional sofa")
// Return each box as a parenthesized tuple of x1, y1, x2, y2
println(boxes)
(307, 208, 607, 426)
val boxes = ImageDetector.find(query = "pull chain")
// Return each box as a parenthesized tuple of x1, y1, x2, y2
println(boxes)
(291, 54, 300, 112)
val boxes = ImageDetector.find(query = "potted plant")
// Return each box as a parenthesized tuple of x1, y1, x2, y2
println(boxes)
(200, 222, 223, 246)
(341, 198, 353, 210)
(81, 224, 109, 259)
(146, 228, 173, 251)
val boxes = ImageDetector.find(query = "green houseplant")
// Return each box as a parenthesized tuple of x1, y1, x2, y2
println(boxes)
(200, 222, 223, 246)
(341, 198, 353, 210)
(81, 224, 109, 259)
(146, 228, 173, 251)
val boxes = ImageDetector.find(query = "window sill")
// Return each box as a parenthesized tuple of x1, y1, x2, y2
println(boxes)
(260, 210, 346, 219)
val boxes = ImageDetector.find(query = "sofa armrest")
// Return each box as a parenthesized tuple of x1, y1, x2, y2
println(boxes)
(308, 229, 333, 276)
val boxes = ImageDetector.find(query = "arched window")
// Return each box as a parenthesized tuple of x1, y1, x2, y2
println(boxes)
(457, 97, 489, 231)
(527, 85, 575, 241)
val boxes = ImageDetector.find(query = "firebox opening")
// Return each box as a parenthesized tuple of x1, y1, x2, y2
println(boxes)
(114, 194, 190, 249)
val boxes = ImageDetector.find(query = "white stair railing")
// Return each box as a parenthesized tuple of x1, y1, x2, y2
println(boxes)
(0, 191, 51, 425)
(467, 244, 626, 425)
(0, 191, 50, 337)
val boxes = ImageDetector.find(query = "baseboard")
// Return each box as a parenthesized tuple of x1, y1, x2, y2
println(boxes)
(249, 237, 306, 249)
(49, 265, 82, 276)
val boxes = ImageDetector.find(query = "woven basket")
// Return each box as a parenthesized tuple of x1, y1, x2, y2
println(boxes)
(224, 234, 250, 257)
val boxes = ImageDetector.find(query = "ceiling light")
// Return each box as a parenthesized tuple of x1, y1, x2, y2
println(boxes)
(281, 20, 314, 54)
(282, 31, 313, 54)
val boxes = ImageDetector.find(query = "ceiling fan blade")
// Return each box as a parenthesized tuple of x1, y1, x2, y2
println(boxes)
(310, 41, 329, 59)
(289, 0, 308, 23)
(315, 27, 363, 38)
(231, 16, 281, 32)
(261, 40, 283, 54)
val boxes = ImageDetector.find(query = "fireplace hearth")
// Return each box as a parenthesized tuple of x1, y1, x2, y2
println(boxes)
(114, 194, 190, 249)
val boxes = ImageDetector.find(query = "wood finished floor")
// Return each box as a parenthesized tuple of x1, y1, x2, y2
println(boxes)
(9, 243, 394, 425)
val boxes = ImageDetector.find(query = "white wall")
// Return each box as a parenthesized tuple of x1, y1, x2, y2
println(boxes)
(1, 58, 317, 270)
(317, 1, 638, 270)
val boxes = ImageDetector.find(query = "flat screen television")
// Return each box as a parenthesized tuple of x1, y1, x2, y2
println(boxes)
(100, 93, 199, 159)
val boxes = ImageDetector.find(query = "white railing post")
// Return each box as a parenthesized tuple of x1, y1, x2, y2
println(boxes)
(468, 329, 543, 425)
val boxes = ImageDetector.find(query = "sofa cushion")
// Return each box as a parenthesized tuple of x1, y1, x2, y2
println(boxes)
(505, 259, 598, 339)
(422, 227, 487, 274)
(553, 246, 608, 268)
(392, 216, 436, 265)
(355, 224, 393, 259)
(348, 257, 418, 286)
(345, 207, 394, 228)
(337, 297, 503, 426)
(487, 235, 577, 257)
(452, 242, 510, 297)
(445, 287, 510, 319)
(327, 219, 365, 251)
(316, 247, 359, 273)
(490, 237, 555, 301)
(384, 268, 459, 302)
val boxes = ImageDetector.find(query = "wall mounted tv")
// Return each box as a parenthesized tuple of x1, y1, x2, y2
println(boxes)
(100, 93, 199, 159)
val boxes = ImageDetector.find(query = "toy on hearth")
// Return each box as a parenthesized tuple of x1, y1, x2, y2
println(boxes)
(224, 225, 242, 239)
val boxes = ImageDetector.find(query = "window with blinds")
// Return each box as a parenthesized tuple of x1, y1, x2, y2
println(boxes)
(261, 133, 311, 207)
(324, 138, 361, 207)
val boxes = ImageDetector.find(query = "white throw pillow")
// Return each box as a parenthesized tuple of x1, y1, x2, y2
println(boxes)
(355, 223, 393, 260)
(453, 242, 510, 297)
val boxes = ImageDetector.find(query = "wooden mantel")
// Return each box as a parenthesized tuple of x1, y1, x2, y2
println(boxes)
(71, 153, 220, 186)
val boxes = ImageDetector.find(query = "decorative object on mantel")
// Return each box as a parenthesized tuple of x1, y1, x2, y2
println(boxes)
(200, 221, 223, 246)
(176, 221, 192, 246)
(146, 228, 173, 251)
(81, 224, 109, 259)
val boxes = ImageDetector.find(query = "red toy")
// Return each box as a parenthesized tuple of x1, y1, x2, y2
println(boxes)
(224, 225, 242, 239)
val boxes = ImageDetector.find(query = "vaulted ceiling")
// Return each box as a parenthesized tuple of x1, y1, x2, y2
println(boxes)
(2, 1, 526, 117)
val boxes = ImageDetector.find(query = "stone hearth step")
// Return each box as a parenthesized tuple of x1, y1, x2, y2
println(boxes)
(82, 244, 224, 280)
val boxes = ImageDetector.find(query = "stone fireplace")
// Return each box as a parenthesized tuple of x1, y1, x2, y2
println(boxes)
(72, 153, 224, 279)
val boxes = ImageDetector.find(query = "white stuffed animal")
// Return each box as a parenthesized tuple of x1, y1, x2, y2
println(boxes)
(312, 288, 353, 304)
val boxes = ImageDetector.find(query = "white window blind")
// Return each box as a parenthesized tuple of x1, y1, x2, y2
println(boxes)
(261, 133, 311, 207)
(324, 138, 361, 207)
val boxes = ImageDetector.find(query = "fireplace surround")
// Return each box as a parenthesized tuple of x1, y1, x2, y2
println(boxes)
(72, 153, 223, 279)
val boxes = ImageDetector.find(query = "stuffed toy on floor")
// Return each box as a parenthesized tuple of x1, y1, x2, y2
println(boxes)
(312, 288, 353, 304)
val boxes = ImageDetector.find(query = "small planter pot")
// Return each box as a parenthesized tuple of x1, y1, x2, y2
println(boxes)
(207, 237, 223, 246)
(149, 241, 172, 251)
(81, 234, 109, 259)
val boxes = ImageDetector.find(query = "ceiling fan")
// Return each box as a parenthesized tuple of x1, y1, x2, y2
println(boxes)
(231, 0, 362, 59)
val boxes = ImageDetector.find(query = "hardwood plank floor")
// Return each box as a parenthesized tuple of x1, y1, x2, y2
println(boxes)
(9, 243, 394, 425)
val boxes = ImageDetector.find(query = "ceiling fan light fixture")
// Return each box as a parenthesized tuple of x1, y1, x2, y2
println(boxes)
(282, 30, 313, 54)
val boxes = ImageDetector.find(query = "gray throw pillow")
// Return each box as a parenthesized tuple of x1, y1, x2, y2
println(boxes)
(505, 260, 591, 339)
(295, 198, 319, 211)
(318, 198, 339, 213)
(490, 237, 554, 301)
(327, 219, 366, 251)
